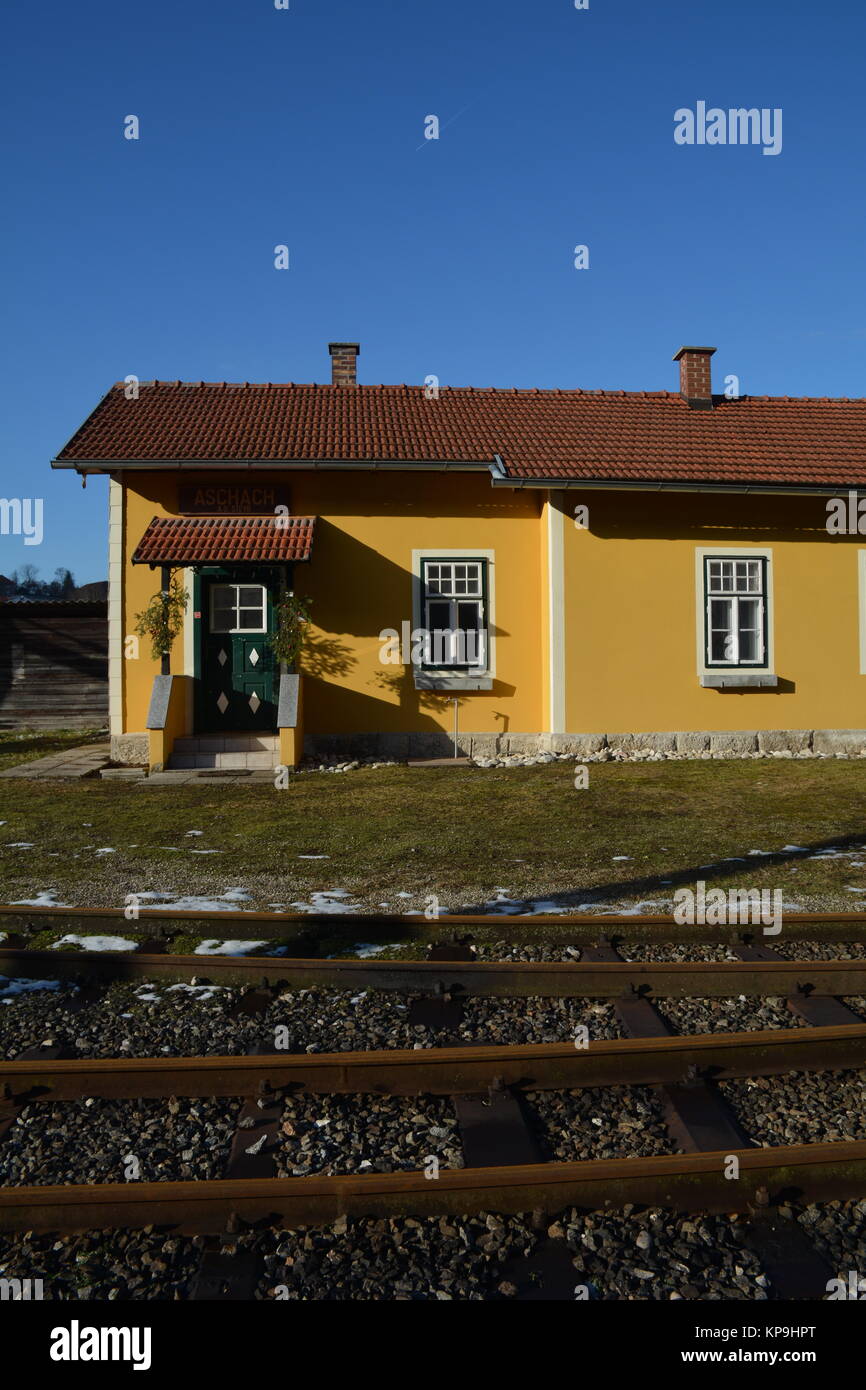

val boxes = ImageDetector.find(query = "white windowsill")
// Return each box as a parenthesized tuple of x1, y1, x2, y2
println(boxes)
(700, 672, 778, 689)
(414, 670, 492, 691)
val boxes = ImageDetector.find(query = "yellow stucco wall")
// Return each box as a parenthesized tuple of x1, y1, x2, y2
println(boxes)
(120, 475, 866, 740)
(121, 471, 545, 738)
(561, 490, 866, 733)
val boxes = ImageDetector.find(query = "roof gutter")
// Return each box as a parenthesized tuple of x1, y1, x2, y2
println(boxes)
(488, 456, 866, 498)
(50, 458, 492, 473)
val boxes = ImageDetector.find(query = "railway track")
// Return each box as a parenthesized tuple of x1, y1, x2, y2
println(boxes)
(2, 909, 866, 1299)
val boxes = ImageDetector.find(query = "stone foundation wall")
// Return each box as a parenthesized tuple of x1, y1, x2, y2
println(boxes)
(302, 728, 866, 761)
(111, 732, 149, 765)
(109, 727, 866, 765)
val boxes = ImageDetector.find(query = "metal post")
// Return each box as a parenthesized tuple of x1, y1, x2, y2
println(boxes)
(453, 697, 459, 759)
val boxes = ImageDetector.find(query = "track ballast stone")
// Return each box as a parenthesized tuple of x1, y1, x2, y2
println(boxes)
(718, 1069, 866, 1146)
(274, 1094, 463, 1176)
(524, 1085, 678, 1162)
(0, 1097, 237, 1186)
(653, 995, 807, 1034)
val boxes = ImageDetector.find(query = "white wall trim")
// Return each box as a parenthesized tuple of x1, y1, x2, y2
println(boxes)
(694, 545, 775, 677)
(858, 551, 866, 674)
(547, 493, 566, 732)
(107, 478, 123, 736)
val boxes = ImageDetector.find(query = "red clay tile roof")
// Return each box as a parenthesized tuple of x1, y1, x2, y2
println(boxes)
(55, 381, 866, 489)
(131, 516, 315, 565)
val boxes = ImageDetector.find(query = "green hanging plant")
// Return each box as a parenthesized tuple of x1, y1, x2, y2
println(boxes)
(133, 578, 190, 661)
(269, 593, 312, 668)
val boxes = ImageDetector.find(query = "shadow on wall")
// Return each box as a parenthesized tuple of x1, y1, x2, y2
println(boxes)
(297, 520, 516, 732)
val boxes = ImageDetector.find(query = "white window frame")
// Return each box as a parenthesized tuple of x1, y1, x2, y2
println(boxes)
(209, 582, 267, 635)
(695, 546, 774, 679)
(411, 548, 495, 690)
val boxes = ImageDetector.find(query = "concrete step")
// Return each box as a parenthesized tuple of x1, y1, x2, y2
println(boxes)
(172, 735, 278, 754)
(170, 751, 277, 770)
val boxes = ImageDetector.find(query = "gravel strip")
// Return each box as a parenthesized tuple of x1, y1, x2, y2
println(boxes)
(0, 1229, 203, 1300)
(841, 996, 866, 1020)
(2, 1198, 861, 1300)
(771, 940, 866, 960)
(0, 982, 261, 1060)
(619, 943, 738, 962)
(257, 1206, 765, 1299)
(0, 1097, 237, 1186)
(524, 1086, 677, 1162)
(274, 1094, 463, 1176)
(259, 989, 437, 1052)
(718, 1069, 866, 1146)
(473, 943, 583, 962)
(793, 1198, 866, 1277)
(455, 997, 622, 1043)
(653, 995, 807, 1034)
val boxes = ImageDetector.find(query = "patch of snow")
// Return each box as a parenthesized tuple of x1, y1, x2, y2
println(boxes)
(120, 888, 254, 911)
(11, 891, 71, 907)
(612, 856, 632, 861)
(781, 845, 808, 853)
(194, 939, 268, 956)
(94, 848, 116, 855)
(298, 854, 329, 859)
(289, 890, 358, 915)
(185, 830, 204, 837)
(348, 943, 403, 958)
(6, 843, 34, 849)
(0, 976, 64, 1002)
(51, 935, 138, 952)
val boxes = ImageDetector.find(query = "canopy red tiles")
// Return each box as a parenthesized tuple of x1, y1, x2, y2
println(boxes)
(131, 515, 316, 565)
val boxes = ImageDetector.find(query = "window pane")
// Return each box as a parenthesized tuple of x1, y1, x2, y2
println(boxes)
(427, 601, 451, 628)
(239, 586, 263, 606)
(709, 598, 734, 662)
(737, 599, 761, 661)
(238, 608, 264, 630)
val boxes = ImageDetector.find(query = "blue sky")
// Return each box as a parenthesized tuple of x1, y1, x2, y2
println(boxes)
(2, 0, 864, 583)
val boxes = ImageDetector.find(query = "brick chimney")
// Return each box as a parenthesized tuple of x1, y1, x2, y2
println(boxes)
(328, 342, 360, 387)
(673, 346, 716, 409)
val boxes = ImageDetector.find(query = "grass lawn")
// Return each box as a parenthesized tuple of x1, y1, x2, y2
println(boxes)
(1, 759, 866, 915)
(0, 729, 106, 772)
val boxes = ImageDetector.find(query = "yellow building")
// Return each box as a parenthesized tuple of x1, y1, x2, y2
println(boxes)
(51, 343, 866, 772)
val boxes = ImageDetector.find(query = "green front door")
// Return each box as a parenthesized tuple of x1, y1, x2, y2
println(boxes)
(198, 572, 278, 732)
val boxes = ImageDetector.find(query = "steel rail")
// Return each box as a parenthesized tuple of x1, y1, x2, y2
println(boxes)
(3, 903, 866, 943)
(3, 1024, 866, 1104)
(3, 947, 866, 995)
(2, 1141, 864, 1234)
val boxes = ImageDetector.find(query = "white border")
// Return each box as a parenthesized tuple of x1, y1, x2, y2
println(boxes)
(547, 493, 566, 732)
(107, 478, 123, 736)
(694, 545, 774, 676)
(858, 551, 866, 675)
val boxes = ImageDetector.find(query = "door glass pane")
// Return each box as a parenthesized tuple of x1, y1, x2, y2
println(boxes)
(238, 608, 264, 631)
(210, 586, 236, 633)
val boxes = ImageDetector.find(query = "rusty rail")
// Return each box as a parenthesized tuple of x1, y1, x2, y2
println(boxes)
(3, 946, 866, 995)
(3, 902, 866, 944)
(2, 1141, 865, 1234)
(3, 1024, 866, 1104)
